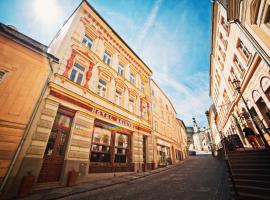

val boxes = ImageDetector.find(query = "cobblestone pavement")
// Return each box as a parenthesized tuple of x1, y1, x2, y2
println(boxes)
(69, 156, 231, 200)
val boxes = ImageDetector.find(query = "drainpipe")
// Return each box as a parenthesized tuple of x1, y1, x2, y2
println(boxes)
(0, 57, 55, 193)
(231, 19, 270, 67)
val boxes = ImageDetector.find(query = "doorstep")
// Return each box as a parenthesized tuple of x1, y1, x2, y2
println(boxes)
(19, 159, 187, 200)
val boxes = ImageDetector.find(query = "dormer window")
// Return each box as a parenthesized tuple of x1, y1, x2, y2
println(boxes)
(82, 34, 93, 49)
(69, 63, 85, 85)
(118, 64, 124, 76)
(103, 51, 111, 65)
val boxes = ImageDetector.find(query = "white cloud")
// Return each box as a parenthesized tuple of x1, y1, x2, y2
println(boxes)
(134, 0, 163, 53)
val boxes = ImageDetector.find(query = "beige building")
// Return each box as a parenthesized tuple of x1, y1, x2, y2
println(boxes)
(210, 0, 270, 147)
(1, 1, 188, 196)
(150, 80, 187, 167)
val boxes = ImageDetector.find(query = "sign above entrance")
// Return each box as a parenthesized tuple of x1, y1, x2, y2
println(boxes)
(50, 90, 147, 130)
(91, 108, 133, 128)
(157, 139, 171, 147)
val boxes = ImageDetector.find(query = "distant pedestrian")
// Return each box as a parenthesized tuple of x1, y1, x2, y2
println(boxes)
(243, 127, 260, 149)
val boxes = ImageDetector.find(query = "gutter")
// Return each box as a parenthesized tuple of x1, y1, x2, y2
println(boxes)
(0, 58, 55, 193)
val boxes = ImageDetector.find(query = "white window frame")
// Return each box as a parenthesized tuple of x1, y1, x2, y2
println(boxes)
(238, 40, 250, 59)
(141, 82, 145, 92)
(103, 51, 111, 66)
(118, 64, 124, 76)
(115, 89, 122, 106)
(129, 97, 135, 113)
(234, 56, 245, 72)
(82, 34, 93, 50)
(130, 72, 135, 85)
(69, 63, 85, 85)
(97, 79, 107, 97)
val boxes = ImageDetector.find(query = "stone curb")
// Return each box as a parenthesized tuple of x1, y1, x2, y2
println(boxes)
(21, 159, 188, 200)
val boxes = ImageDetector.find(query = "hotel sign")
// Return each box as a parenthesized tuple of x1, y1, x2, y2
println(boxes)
(50, 90, 134, 128)
(91, 108, 133, 128)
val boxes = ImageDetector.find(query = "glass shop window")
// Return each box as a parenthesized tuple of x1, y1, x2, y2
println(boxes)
(114, 133, 129, 163)
(90, 128, 111, 162)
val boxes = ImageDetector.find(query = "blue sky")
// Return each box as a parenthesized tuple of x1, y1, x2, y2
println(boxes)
(0, 0, 212, 127)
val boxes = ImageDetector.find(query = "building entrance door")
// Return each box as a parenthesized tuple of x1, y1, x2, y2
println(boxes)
(142, 136, 147, 171)
(38, 107, 74, 183)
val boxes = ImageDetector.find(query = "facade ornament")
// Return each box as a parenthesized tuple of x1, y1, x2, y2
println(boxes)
(84, 62, 94, 89)
(63, 49, 77, 77)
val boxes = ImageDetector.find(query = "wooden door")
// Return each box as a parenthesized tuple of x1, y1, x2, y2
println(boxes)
(38, 107, 74, 183)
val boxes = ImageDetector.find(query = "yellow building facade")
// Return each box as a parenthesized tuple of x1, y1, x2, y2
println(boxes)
(150, 80, 187, 167)
(210, 0, 270, 147)
(0, 23, 58, 194)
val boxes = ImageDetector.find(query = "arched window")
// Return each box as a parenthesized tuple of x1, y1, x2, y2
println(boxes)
(260, 76, 270, 92)
(252, 90, 261, 102)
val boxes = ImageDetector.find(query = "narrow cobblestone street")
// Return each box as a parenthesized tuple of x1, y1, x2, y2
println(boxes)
(65, 156, 231, 200)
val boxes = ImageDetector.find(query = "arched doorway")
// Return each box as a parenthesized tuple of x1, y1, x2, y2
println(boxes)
(261, 76, 270, 100)
(252, 90, 270, 128)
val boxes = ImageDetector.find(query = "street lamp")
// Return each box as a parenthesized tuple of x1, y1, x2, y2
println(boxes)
(231, 78, 269, 148)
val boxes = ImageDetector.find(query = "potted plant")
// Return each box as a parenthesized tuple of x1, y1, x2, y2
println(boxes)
(18, 171, 35, 197)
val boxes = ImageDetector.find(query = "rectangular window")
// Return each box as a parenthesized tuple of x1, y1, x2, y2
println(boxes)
(118, 64, 124, 76)
(129, 97, 135, 112)
(141, 82, 145, 92)
(103, 51, 111, 66)
(142, 105, 147, 118)
(114, 133, 129, 163)
(0, 69, 7, 82)
(234, 55, 245, 73)
(82, 34, 93, 49)
(152, 102, 157, 112)
(130, 72, 135, 85)
(69, 63, 85, 85)
(115, 89, 122, 106)
(154, 120, 158, 131)
(151, 89, 155, 97)
(238, 40, 250, 59)
(97, 79, 107, 97)
(90, 128, 111, 162)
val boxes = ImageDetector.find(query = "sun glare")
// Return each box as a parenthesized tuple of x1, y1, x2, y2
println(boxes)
(33, 0, 61, 26)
